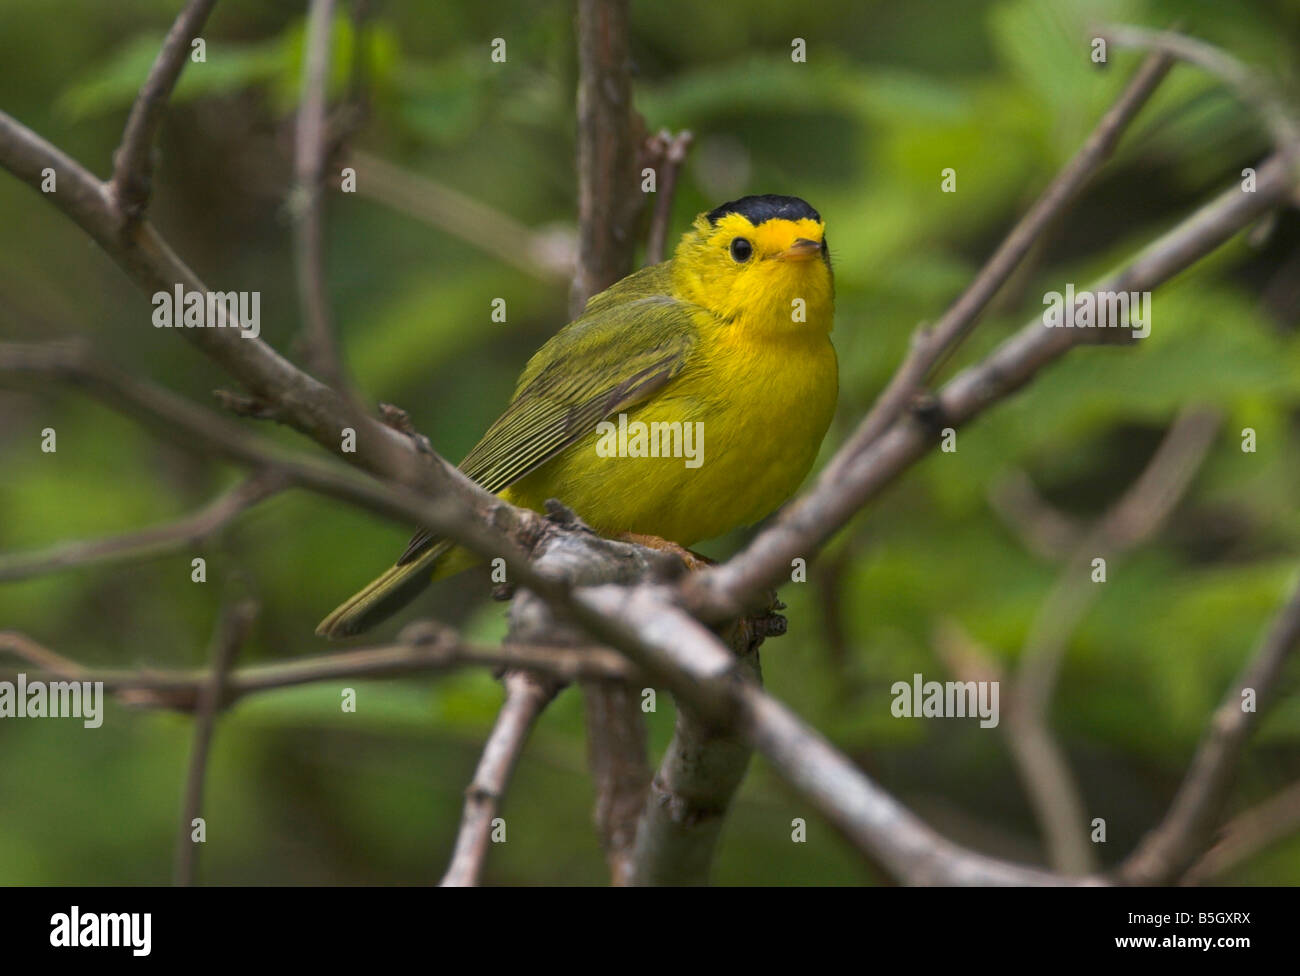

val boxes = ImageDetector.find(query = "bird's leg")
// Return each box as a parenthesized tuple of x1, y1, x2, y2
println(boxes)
(617, 532, 716, 572)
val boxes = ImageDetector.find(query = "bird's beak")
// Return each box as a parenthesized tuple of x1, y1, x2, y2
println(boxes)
(777, 238, 822, 262)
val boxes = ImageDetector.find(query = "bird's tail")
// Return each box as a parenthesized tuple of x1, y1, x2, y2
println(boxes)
(315, 541, 454, 640)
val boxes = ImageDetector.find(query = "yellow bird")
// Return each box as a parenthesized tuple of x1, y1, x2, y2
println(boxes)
(317, 194, 837, 638)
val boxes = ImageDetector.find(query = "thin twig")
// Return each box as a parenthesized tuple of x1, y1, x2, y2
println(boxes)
(345, 150, 574, 281)
(643, 129, 693, 265)
(574, 584, 1077, 885)
(173, 596, 256, 886)
(1005, 407, 1221, 875)
(0, 624, 635, 713)
(1019, 407, 1223, 710)
(292, 0, 350, 392)
(1121, 572, 1300, 883)
(111, 0, 220, 224)
(0, 474, 282, 582)
(0, 341, 544, 594)
(1183, 779, 1300, 883)
(440, 671, 560, 886)
(1100, 24, 1300, 173)
(987, 470, 1085, 561)
(0, 631, 87, 676)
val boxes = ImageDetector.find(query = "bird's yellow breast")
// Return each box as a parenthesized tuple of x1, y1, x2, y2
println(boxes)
(506, 303, 837, 546)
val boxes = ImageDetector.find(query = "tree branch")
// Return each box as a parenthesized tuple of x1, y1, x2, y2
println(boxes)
(629, 614, 764, 884)
(643, 129, 693, 265)
(0, 340, 543, 591)
(0, 623, 635, 713)
(110, 0, 219, 223)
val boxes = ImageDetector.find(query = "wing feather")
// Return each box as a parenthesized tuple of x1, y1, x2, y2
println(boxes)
(397, 279, 699, 565)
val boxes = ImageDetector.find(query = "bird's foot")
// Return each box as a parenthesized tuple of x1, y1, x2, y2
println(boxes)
(618, 532, 715, 572)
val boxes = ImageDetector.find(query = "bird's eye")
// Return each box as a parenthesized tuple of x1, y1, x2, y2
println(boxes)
(729, 237, 753, 262)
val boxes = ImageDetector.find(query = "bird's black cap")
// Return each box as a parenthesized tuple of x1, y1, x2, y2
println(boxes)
(706, 194, 821, 227)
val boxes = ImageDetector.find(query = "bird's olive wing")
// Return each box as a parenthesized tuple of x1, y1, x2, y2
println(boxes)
(396, 293, 699, 565)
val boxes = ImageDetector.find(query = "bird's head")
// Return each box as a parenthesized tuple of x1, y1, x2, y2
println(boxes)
(671, 194, 833, 334)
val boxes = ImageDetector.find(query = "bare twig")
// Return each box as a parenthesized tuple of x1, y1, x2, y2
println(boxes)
(1100, 25, 1300, 173)
(0, 631, 87, 676)
(110, 0, 219, 223)
(1121, 572, 1300, 883)
(344, 150, 574, 281)
(292, 0, 350, 392)
(0, 624, 635, 713)
(987, 470, 1085, 561)
(440, 671, 561, 886)
(174, 596, 256, 886)
(0, 474, 282, 582)
(643, 129, 694, 265)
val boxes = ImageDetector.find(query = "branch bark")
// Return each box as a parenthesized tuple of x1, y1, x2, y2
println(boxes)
(0, 623, 635, 713)
(111, 0, 219, 223)
(630, 615, 764, 885)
